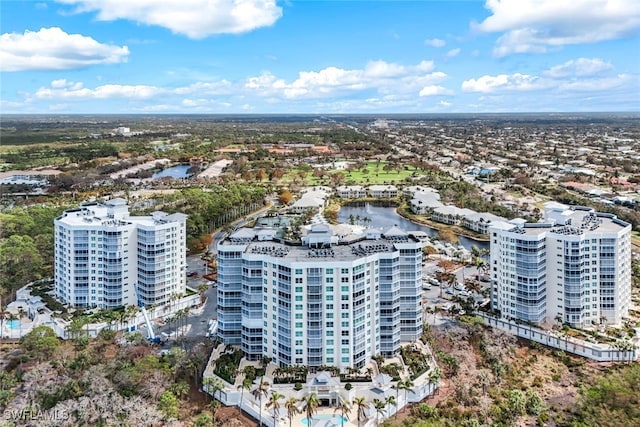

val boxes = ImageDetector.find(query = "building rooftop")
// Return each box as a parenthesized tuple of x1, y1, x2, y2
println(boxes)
(56, 201, 185, 227)
(221, 223, 420, 262)
(494, 207, 629, 236)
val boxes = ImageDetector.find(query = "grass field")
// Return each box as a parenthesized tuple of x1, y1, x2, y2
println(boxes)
(285, 161, 427, 186)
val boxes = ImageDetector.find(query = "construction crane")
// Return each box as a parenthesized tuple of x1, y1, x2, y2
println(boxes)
(134, 283, 162, 344)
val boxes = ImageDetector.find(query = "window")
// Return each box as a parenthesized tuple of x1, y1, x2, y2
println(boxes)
(295, 322, 303, 328)
(326, 268, 333, 274)
(326, 321, 334, 328)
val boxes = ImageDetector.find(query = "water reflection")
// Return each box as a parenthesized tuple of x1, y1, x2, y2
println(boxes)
(151, 164, 192, 179)
(337, 202, 488, 251)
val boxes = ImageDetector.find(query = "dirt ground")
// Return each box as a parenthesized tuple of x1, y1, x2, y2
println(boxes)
(217, 406, 258, 427)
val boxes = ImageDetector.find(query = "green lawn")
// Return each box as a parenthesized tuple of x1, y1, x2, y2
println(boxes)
(285, 161, 427, 186)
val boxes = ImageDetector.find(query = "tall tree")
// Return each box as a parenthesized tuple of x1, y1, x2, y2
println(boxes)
(302, 393, 320, 427)
(398, 378, 414, 412)
(252, 377, 270, 427)
(334, 395, 351, 425)
(266, 391, 284, 427)
(285, 397, 300, 427)
(385, 395, 397, 419)
(372, 399, 386, 427)
(237, 377, 252, 414)
(352, 396, 369, 427)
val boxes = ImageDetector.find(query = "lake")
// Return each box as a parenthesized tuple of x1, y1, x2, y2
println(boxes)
(337, 202, 489, 251)
(151, 164, 192, 179)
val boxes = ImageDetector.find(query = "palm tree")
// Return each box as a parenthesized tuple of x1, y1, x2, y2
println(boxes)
(391, 383, 400, 414)
(428, 367, 442, 394)
(197, 283, 208, 305)
(385, 395, 397, 419)
(266, 391, 284, 427)
(17, 308, 26, 337)
(170, 381, 190, 399)
(252, 378, 270, 427)
(285, 397, 301, 427)
(352, 396, 369, 427)
(237, 377, 252, 413)
(203, 377, 222, 402)
(302, 393, 320, 427)
(372, 399, 386, 427)
(334, 395, 351, 426)
(398, 378, 414, 412)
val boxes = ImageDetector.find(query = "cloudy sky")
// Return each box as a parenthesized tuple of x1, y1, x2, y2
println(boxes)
(1, 0, 639, 114)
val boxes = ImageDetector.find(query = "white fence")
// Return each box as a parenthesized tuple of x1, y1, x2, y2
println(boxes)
(478, 313, 639, 362)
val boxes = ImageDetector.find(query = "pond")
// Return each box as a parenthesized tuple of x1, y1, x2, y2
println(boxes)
(151, 164, 192, 180)
(337, 203, 489, 251)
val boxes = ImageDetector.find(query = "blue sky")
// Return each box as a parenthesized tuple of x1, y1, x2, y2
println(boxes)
(1, 0, 639, 114)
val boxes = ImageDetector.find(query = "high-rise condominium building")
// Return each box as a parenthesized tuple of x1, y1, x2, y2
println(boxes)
(216, 224, 423, 369)
(54, 198, 187, 309)
(489, 202, 632, 328)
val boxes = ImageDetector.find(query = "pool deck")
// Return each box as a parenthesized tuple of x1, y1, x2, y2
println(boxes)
(292, 408, 357, 427)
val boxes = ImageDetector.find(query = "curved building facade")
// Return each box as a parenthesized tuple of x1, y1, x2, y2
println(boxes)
(217, 224, 423, 369)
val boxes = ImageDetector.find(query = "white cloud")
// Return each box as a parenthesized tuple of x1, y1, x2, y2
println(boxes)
(474, 0, 640, 56)
(244, 60, 441, 100)
(446, 48, 461, 58)
(419, 85, 453, 97)
(461, 58, 638, 96)
(558, 73, 635, 91)
(438, 100, 452, 107)
(424, 38, 446, 47)
(543, 58, 614, 78)
(56, 0, 283, 38)
(0, 27, 129, 71)
(35, 81, 162, 99)
(461, 73, 546, 93)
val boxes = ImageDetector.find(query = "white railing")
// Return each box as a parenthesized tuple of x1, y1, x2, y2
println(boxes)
(478, 313, 639, 362)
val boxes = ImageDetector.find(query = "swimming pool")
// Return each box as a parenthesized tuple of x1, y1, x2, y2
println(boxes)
(7, 320, 20, 330)
(301, 415, 348, 426)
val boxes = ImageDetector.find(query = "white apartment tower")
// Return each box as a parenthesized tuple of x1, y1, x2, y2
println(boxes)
(54, 198, 187, 309)
(216, 224, 423, 369)
(489, 202, 632, 328)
